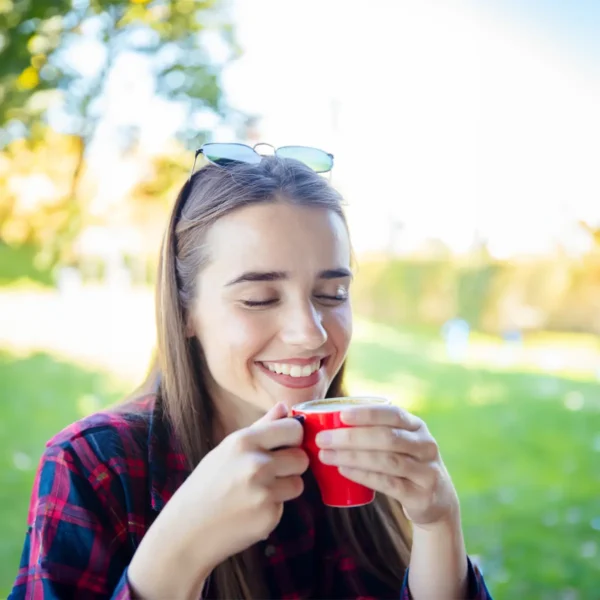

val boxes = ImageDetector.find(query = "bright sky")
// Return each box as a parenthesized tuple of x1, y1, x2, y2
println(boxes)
(88, 0, 600, 258)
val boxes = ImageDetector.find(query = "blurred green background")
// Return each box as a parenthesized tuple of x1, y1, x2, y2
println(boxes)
(2, 1, 600, 599)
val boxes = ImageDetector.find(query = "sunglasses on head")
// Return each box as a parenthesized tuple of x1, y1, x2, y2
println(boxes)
(189, 142, 334, 179)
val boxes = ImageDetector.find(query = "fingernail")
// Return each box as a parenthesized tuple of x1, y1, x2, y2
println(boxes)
(316, 431, 332, 447)
(340, 409, 356, 423)
(292, 414, 305, 425)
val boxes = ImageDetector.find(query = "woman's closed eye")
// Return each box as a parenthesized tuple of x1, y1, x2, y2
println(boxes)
(317, 284, 349, 305)
(314, 291, 348, 305)
(241, 298, 278, 308)
(240, 291, 348, 309)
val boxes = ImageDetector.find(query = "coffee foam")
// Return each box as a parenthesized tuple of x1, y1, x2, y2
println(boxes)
(294, 397, 388, 413)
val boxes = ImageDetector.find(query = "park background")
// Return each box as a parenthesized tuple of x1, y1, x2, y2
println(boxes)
(1, 1, 600, 598)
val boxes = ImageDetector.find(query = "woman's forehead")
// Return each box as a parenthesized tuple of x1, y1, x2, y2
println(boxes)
(204, 203, 351, 270)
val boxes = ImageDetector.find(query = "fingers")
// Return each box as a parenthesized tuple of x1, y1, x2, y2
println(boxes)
(340, 404, 422, 431)
(270, 475, 304, 502)
(319, 448, 430, 487)
(337, 466, 415, 499)
(315, 425, 437, 462)
(270, 447, 309, 477)
(244, 416, 304, 451)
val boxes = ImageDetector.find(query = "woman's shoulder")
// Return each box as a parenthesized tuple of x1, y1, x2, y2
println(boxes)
(35, 392, 188, 516)
(42, 394, 157, 474)
(12, 396, 161, 598)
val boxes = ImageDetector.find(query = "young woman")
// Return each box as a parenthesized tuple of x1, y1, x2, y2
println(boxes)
(10, 144, 492, 599)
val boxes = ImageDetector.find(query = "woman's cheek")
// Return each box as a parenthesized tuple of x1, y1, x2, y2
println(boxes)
(224, 312, 275, 357)
(329, 304, 353, 349)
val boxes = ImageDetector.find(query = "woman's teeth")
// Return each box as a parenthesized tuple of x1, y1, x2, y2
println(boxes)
(262, 360, 321, 377)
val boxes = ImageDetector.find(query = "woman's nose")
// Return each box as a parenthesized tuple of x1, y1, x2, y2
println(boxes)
(280, 302, 328, 350)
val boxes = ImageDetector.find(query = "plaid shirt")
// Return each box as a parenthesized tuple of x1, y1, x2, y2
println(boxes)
(10, 395, 492, 599)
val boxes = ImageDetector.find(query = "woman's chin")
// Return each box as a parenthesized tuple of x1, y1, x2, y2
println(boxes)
(256, 368, 331, 408)
(276, 385, 329, 409)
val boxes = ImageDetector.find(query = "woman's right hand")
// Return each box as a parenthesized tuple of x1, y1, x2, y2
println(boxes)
(128, 402, 308, 600)
(172, 400, 308, 561)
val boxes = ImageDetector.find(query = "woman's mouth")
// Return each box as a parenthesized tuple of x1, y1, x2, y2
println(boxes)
(256, 357, 327, 389)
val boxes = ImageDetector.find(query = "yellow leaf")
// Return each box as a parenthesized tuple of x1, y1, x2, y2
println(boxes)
(17, 67, 39, 90)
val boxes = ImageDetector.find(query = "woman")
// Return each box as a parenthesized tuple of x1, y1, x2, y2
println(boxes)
(10, 144, 492, 599)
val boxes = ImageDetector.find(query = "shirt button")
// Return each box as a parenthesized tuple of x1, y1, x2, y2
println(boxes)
(264, 544, 277, 557)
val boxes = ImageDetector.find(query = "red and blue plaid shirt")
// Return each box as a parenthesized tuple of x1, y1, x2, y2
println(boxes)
(10, 395, 492, 599)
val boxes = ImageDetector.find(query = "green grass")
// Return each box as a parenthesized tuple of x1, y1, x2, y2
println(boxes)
(0, 243, 54, 289)
(1, 328, 599, 599)
(347, 326, 600, 599)
(0, 351, 126, 598)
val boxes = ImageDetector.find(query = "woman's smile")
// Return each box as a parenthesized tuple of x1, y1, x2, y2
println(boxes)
(256, 356, 330, 389)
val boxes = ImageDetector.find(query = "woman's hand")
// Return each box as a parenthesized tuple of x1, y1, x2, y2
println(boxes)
(315, 404, 459, 529)
(316, 404, 473, 599)
(174, 401, 308, 559)
(129, 402, 308, 600)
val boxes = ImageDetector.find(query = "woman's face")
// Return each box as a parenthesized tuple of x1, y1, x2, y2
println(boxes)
(189, 201, 353, 428)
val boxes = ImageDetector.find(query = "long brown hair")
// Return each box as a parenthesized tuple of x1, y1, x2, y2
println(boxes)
(151, 156, 412, 598)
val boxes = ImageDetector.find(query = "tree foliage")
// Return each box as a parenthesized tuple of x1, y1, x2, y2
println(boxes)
(0, 0, 235, 140)
(0, 0, 237, 264)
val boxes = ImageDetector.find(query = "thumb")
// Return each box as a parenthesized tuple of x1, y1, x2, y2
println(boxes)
(253, 402, 289, 427)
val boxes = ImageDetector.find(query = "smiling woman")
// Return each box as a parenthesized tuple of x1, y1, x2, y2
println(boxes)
(9, 151, 492, 599)
(187, 201, 353, 434)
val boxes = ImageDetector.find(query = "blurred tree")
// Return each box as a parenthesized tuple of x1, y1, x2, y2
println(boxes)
(579, 220, 600, 249)
(0, 128, 89, 249)
(132, 148, 191, 206)
(0, 3, 71, 132)
(0, 0, 238, 264)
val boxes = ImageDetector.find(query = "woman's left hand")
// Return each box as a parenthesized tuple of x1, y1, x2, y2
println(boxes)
(315, 404, 460, 529)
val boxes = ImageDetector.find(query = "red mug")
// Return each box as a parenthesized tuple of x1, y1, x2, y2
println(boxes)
(292, 396, 390, 507)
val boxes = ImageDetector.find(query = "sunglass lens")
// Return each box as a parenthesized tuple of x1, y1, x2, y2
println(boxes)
(276, 146, 333, 173)
(202, 143, 261, 167)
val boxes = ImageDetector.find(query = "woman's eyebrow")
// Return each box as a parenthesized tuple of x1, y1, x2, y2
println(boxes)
(318, 268, 353, 280)
(225, 267, 352, 287)
(226, 271, 286, 286)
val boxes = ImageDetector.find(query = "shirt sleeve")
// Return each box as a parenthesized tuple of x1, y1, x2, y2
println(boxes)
(9, 440, 136, 600)
(400, 555, 493, 600)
